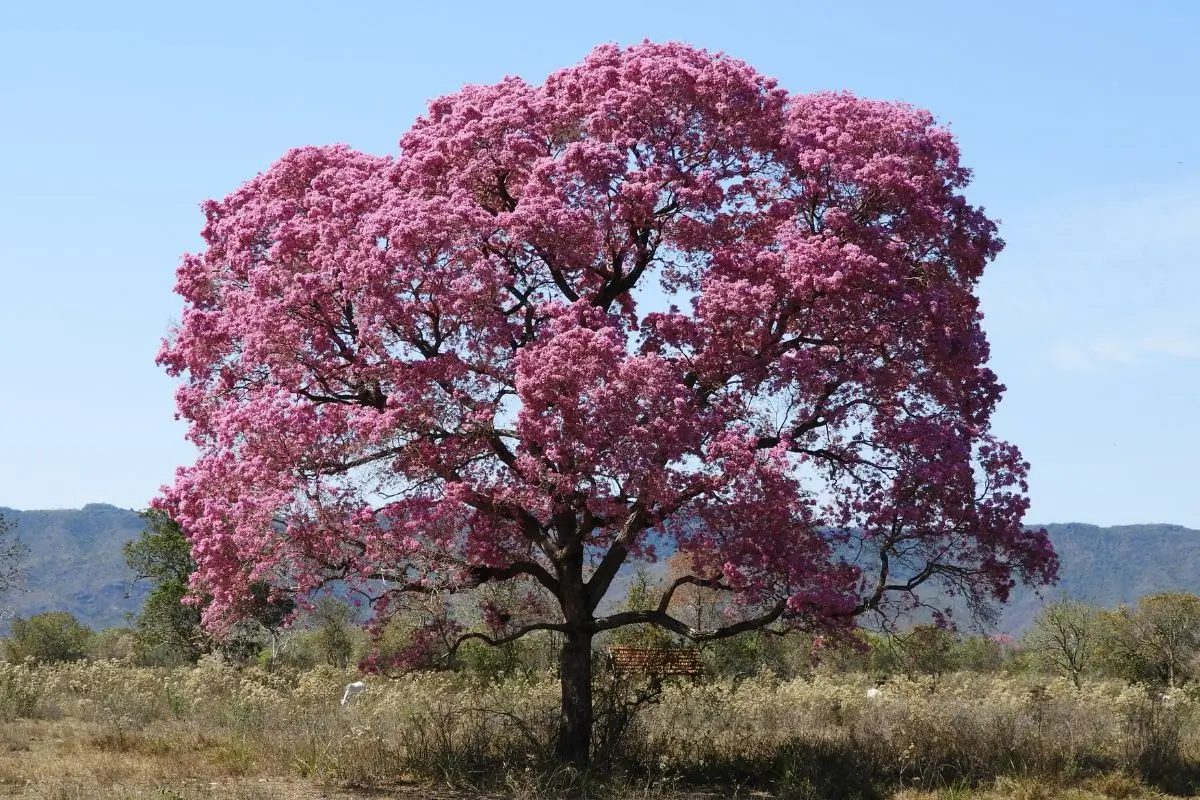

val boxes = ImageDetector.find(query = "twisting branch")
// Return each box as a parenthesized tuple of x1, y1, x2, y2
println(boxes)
(755, 379, 845, 449)
(655, 574, 734, 612)
(852, 518, 902, 615)
(357, 558, 560, 602)
(469, 561, 562, 602)
(592, 601, 786, 642)
(851, 522, 984, 618)
(444, 622, 572, 660)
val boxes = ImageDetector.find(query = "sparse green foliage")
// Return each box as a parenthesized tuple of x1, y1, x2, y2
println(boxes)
(1100, 591, 1200, 689)
(664, 552, 726, 636)
(608, 569, 674, 650)
(1023, 599, 1102, 688)
(87, 626, 135, 662)
(703, 631, 780, 677)
(218, 582, 298, 666)
(4, 610, 91, 663)
(883, 623, 961, 677)
(662, 552, 812, 678)
(310, 596, 356, 668)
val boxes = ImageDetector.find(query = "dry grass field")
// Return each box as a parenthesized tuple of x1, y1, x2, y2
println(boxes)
(4, 657, 1200, 799)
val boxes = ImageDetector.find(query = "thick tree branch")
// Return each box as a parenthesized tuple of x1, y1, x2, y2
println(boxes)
(592, 600, 786, 641)
(584, 502, 648, 612)
(445, 622, 572, 660)
(656, 574, 733, 611)
(469, 561, 561, 601)
(591, 221, 661, 311)
(446, 478, 561, 560)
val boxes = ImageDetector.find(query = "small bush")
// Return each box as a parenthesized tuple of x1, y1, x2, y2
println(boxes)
(0, 662, 42, 719)
(4, 611, 91, 663)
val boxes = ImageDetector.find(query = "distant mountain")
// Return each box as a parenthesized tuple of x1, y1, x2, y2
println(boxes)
(996, 523, 1200, 633)
(1, 504, 1198, 636)
(0, 504, 149, 633)
(565, 522, 1200, 634)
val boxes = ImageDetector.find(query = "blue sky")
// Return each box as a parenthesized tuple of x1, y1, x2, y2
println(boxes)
(1, 1, 1196, 527)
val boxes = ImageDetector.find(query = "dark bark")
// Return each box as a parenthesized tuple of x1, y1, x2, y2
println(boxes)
(554, 519, 595, 766)
(556, 628, 594, 766)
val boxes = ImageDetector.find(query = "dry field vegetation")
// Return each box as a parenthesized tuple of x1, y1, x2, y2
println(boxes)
(3, 657, 1200, 799)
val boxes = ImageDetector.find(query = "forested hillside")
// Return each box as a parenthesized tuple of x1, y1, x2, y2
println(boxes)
(0, 504, 149, 632)
(2, 506, 1197, 635)
(996, 522, 1200, 632)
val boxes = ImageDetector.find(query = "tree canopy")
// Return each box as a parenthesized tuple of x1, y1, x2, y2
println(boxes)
(157, 41, 1056, 762)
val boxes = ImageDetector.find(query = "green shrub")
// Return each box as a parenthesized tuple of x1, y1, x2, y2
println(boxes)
(4, 611, 91, 663)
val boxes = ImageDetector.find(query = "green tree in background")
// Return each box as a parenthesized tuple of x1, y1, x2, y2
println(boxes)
(1023, 600, 1102, 688)
(1101, 592, 1200, 689)
(87, 627, 135, 662)
(311, 596, 356, 668)
(4, 611, 91, 663)
(125, 509, 209, 665)
(955, 634, 1013, 673)
(240, 580, 296, 665)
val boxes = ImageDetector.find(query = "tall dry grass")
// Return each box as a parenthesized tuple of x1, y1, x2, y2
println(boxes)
(2, 656, 1199, 798)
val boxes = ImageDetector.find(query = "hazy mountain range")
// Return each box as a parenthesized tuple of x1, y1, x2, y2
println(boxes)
(1, 504, 1197, 635)
(0, 504, 151, 633)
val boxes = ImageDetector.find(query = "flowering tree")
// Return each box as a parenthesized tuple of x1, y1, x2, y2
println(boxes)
(158, 42, 1057, 763)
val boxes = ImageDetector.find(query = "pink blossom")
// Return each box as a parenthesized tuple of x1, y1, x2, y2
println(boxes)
(157, 41, 1055, 648)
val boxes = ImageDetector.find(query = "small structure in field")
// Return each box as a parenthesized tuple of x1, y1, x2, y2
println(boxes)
(609, 645, 702, 679)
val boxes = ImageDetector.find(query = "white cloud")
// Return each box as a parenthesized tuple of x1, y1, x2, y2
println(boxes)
(1049, 329, 1200, 371)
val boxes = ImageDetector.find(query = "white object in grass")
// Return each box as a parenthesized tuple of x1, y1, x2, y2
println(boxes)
(341, 680, 367, 706)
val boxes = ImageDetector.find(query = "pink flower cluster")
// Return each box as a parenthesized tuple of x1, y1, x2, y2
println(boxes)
(157, 42, 1056, 638)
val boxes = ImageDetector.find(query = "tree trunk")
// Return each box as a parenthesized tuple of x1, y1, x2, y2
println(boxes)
(556, 629, 594, 766)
